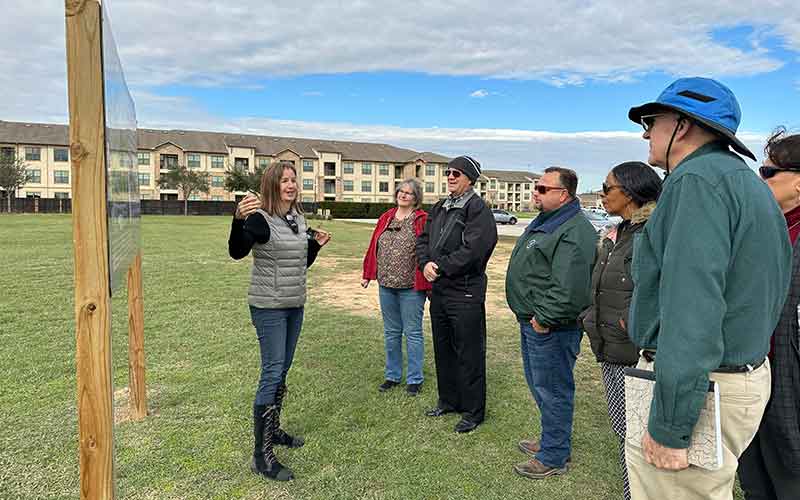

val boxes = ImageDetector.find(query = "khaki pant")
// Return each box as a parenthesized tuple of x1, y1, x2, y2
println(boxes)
(626, 357, 771, 500)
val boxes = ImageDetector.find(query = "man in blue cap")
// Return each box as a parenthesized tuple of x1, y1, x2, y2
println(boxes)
(625, 77, 792, 499)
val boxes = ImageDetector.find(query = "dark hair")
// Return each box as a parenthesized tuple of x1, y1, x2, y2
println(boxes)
(765, 127, 800, 170)
(610, 161, 662, 207)
(544, 166, 578, 197)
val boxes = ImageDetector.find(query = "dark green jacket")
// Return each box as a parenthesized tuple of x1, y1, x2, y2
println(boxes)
(580, 202, 655, 365)
(629, 141, 792, 449)
(506, 199, 598, 328)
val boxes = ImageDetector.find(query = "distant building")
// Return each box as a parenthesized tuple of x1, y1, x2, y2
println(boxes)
(578, 190, 604, 209)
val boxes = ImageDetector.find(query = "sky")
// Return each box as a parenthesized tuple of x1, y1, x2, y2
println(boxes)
(2, 1, 799, 190)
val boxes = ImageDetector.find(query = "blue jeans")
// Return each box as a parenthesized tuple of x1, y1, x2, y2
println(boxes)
(520, 321, 582, 468)
(378, 286, 426, 385)
(249, 306, 304, 405)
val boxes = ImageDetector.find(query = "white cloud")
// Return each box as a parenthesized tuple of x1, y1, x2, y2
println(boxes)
(470, 89, 490, 98)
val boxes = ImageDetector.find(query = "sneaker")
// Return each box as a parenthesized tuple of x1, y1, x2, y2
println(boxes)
(518, 440, 571, 464)
(406, 383, 422, 396)
(378, 380, 399, 392)
(513, 457, 567, 479)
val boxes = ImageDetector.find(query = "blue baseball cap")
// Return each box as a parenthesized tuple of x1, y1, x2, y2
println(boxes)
(628, 77, 756, 161)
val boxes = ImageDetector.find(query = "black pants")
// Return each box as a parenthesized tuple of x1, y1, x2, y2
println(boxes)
(429, 293, 487, 423)
(739, 422, 800, 500)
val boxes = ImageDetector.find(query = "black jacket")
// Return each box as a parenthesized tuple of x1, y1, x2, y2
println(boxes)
(762, 236, 800, 473)
(416, 190, 497, 303)
(580, 203, 655, 365)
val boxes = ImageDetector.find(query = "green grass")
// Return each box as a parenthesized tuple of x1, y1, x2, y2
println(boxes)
(0, 214, 744, 499)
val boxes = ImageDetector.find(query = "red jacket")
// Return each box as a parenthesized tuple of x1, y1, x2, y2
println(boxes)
(362, 208, 431, 291)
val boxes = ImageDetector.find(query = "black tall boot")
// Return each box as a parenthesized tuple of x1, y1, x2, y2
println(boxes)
(251, 404, 293, 481)
(274, 384, 304, 448)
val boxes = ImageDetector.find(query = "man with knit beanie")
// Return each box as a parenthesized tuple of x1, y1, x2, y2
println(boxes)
(416, 155, 498, 433)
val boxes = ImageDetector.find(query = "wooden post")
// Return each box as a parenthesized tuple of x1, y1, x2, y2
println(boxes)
(127, 251, 146, 420)
(65, 1, 115, 499)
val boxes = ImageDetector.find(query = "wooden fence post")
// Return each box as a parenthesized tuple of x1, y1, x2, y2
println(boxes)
(127, 251, 146, 420)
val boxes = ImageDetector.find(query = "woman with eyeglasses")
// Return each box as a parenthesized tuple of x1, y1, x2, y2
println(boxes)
(738, 128, 800, 500)
(361, 179, 431, 396)
(579, 161, 662, 500)
(228, 160, 330, 482)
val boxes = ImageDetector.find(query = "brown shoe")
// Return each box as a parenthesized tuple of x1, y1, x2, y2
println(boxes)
(517, 440, 572, 464)
(513, 457, 567, 479)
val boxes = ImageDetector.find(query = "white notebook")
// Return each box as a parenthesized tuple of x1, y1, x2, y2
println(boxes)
(624, 367, 723, 470)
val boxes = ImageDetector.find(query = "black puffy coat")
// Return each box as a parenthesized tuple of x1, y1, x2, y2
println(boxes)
(580, 202, 655, 365)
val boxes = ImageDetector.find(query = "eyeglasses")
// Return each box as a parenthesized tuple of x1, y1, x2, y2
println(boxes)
(398, 190, 415, 198)
(534, 185, 566, 195)
(640, 113, 668, 133)
(283, 213, 299, 234)
(759, 165, 800, 179)
(444, 169, 462, 178)
(602, 183, 624, 195)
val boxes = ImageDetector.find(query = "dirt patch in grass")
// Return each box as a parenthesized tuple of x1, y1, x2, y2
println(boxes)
(114, 386, 160, 424)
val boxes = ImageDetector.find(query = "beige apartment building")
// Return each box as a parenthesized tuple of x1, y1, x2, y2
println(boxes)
(0, 120, 540, 210)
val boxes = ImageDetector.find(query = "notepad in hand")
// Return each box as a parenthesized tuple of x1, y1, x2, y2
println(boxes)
(624, 367, 723, 471)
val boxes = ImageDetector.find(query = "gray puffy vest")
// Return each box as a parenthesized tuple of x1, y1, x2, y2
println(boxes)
(248, 209, 308, 309)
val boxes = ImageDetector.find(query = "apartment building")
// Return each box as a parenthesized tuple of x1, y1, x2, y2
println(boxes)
(0, 121, 540, 210)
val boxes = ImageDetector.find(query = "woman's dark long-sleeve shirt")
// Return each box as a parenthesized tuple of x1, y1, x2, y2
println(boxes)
(228, 214, 321, 267)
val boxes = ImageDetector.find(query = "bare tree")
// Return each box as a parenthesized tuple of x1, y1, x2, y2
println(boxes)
(157, 165, 210, 215)
(0, 153, 31, 213)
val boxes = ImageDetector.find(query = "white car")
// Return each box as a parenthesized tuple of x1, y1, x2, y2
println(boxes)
(492, 209, 518, 225)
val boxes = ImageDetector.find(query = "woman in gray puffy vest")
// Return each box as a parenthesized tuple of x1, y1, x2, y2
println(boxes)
(228, 161, 330, 481)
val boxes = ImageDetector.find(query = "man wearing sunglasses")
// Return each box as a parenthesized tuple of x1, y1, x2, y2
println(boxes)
(505, 167, 598, 479)
(416, 155, 497, 433)
(625, 77, 792, 500)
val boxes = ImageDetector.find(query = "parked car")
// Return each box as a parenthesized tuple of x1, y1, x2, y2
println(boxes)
(582, 209, 616, 234)
(492, 209, 518, 225)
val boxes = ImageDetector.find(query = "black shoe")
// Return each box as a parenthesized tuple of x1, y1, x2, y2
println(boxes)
(425, 406, 453, 417)
(252, 405, 294, 481)
(406, 383, 422, 396)
(274, 384, 304, 448)
(454, 418, 479, 433)
(379, 380, 399, 392)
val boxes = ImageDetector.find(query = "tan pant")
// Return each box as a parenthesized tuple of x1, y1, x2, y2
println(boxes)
(626, 358, 771, 500)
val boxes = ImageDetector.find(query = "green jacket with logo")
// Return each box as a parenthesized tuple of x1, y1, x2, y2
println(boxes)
(629, 141, 792, 449)
(506, 199, 598, 328)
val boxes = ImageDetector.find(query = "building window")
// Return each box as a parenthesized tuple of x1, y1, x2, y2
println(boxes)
(27, 169, 41, 183)
(425, 164, 435, 177)
(524, 193, 531, 201)
(160, 154, 178, 169)
(361, 181, 372, 192)
(324, 162, 336, 176)
(303, 196, 314, 203)
(362, 198, 371, 203)
(379, 181, 389, 193)
(137, 152, 150, 166)
(425, 182, 434, 193)
(54, 148, 69, 162)
(211, 175, 224, 187)
(343, 180, 354, 192)
(54, 170, 70, 184)
(258, 157, 270, 169)
(499, 192, 506, 200)
(187, 153, 201, 169)
(479, 182, 486, 191)
(54, 192, 70, 199)
(211, 155, 225, 169)
(343, 162, 354, 174)
(0, 147, 15, 160)
(441, 182, 446, 193)
(26, 192, 41, 198)
(499, 182, 506, 190)
(395, 165, 404, 179)
(138, 173, 150, 186)
(379, 164, 389, 176)
(524, 183, 531, 191)
(25, 147, 41, 161)
(343, 197, 353, 202)
(490, 180, 497, 189)
(303, 179, 314, 190)
(303, 160, 314, 172)
(361, 163, 372, 175)
(211, 195, 224, 201)
(188, 194, 201, 201)
(234, 157, 249, 169)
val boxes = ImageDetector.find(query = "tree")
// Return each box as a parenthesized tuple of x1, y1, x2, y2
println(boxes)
(0, 153, 32, 213)
(224, 163, 265, 195)
(157, 165, 210, 215)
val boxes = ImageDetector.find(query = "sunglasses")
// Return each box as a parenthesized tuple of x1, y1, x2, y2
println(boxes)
(640, 113, 668, 133)
(602, 183, 624, 195)
(444, 169, 462, 178)
(534, 185, 566, 195)
(759, 165, 800, 179)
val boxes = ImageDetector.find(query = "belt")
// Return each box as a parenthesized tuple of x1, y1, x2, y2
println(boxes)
(639, 350, 766, 373)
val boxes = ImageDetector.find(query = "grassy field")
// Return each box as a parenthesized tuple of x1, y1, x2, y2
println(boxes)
(0, 214, 744, 499)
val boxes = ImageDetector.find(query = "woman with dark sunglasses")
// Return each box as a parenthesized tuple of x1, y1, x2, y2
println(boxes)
(738, 128, 800, 500)
(361, 179, 431, 396)
(579, 161, 662, 500)
(228, 161, 330, 482)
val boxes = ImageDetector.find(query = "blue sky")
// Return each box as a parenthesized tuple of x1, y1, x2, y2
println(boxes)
(2, 1, 800, 190)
